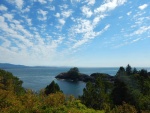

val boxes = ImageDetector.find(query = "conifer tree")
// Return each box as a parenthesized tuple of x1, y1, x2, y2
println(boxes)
(45, 81, 62, 95)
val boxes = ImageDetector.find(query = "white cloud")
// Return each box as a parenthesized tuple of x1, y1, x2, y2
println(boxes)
(0, 13, 65, 66)
(37, 9, 48, 21)
(22, 6, 30, 13)
(61, 10, 73, 18)
(71, 19, 92, 34)
(103, 24, 110, 30)
(81, 6, 93, 18)
(0, 16, 5, 22)
(6, 0, 24, 9)
(47, 6, 55, 11)
(54, 13, 60, 18)
(71, 0, 81, 4)
(3, 13, 14, 21)
(72, 24, 110, 49)
(16, 0, 24, 9)
(59, 4, 68, 10)
(69, 18, 110, 48)
(84, 0, 95, 5)
(26, 18, 32, 26)
(0, 16, 16, 34)
(38, 9, 48, 16)
(0, 37, 11, 48)
(0, 15, 33, 48)
(132, 26, 150, 35)
(93, 14, 106, 26)
(36, 0, 47, 4)
(127, 11, 132, 16)
(138, 4, 148, 10)
(58, 19, 66, 25)
(0, 5, 8, 11)
(56, 9, 73, 30)
(94, 0, 127, 14)
(13, 20, 21, 25)
(132, 38, 140, 42)
(119, 16, 123, 19)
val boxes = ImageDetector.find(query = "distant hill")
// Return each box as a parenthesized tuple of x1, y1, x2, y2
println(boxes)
(0, 63, 28, 69)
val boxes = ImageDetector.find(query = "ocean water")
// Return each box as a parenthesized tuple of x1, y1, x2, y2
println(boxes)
(4, 67, 150, 97)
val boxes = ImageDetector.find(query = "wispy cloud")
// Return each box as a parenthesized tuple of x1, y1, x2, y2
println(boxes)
(47, 6, 55, 11)
(58, 19, 66, 25)
(61, 10, 73, 18)
(70, 0, 81, 4)
(0, 36, 11, 48)
(0, 12, 64, 65)
(35, 0, 47, 4)
(22, 6, 30, 13)
(1, 0, 149, 66)
(84, 0, 95, 6)
(94, 0, 127, 14)
(6, 0, 24, 9)
(37, 9, 48, 21)
(68, 0, 126, 49)
(127, 11, 132, 16)
(69, 16, 110, 48)
(55, 8, 73, 30)
(71, 24, 110, 49)
(59, 4, 68, 10)
(129, 26, 150, 36)
(81, 5, 93, 18)
(54, 13, 60, 18)
(0, 5, 8, 11)
(3, 13, 14, 21)
(16, 0, 24, 9)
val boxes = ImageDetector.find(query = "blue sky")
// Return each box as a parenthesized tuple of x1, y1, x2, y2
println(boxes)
(0, 0, 150, 67)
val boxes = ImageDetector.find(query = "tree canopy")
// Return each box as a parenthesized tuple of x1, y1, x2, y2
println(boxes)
(44, 80, 62, 95)
(68, 67, 79, 76)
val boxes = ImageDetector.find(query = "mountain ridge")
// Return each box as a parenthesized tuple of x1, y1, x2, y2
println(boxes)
(0, 63, 28, 69)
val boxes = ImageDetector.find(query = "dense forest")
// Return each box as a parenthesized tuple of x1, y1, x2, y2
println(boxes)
(0, 64, 150, 113)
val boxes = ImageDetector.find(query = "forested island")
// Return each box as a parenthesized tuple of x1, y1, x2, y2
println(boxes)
(0, 64, 150, 113)
(55, 67, 115, 82)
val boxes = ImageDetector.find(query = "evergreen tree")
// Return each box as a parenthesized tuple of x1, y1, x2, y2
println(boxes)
(68, 67, 79, 76)
(139, 69, 148, 78)
(45, 81, 62, 95)
(111, 79, 131, 105)
(0, 69, 25, 95)
(116, 67, 126, 76)
(80, 76, 110, 110)
(133, 68, 138, 74)
(126, 64, 132, 75)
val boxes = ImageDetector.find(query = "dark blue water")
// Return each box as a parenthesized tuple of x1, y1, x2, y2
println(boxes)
(4, 67, 150, 97)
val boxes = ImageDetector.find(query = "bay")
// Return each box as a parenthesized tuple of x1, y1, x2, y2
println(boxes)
(4, 67, 150, 97)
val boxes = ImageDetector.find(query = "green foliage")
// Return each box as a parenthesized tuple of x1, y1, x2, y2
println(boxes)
(139, 69, 148, 78)
(0, 69, 25, 95)
(0, 65, 150, 113)
(116, 67, 126, 76)
(45, 80, 62, 95)
(110, 102, 138, 113)
(126, 64, 132, 75)
(113, 65, 150, 112)
(67, 67, 79, 78)
(80, 76, 110, 110)
(0, 69, 104, 113)
(111, 79, 131, 105)
(133, 68, 138, 74)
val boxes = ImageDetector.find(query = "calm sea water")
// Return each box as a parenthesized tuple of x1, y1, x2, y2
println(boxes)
(4, 67, 150, 97)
